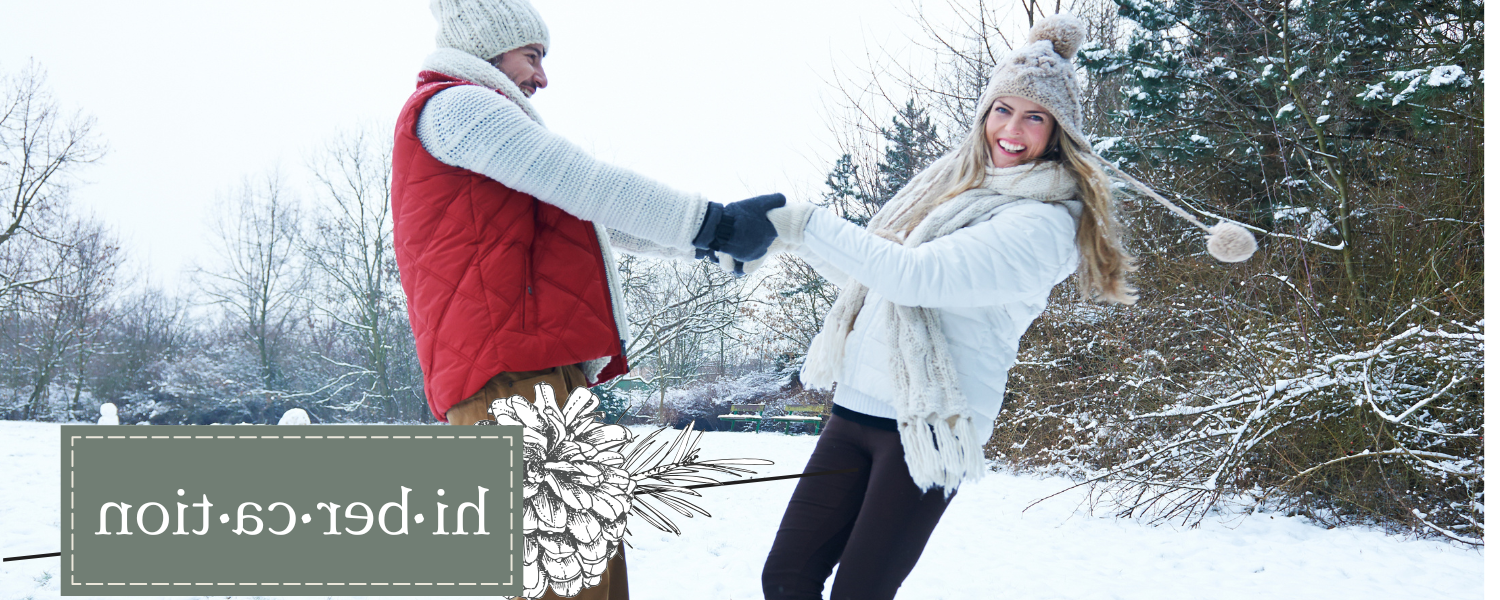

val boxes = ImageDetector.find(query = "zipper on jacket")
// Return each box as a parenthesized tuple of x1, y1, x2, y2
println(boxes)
(523, 252, 538, 332)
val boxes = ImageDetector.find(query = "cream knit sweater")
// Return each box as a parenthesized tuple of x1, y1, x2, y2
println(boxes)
(414, 49, 705, 379)
(415, 50, 709, 251)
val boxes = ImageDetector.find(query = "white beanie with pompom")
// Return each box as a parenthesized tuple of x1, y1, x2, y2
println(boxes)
(980, 14, 1089, 150)
(983, 15, 1257, 263)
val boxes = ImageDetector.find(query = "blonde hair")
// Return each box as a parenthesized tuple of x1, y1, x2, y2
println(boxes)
(1056, 130, 1137, 304)
(886, 110, 1136, 304)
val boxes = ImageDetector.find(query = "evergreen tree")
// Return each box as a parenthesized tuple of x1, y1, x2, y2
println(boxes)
(876, 99, 943, 205)
(1079, 0, 1481, 299)
(820, 153, 875, 226)
(820, 99, 944, 227)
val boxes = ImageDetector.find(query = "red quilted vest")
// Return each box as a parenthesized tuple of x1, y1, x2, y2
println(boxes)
(391, 71, 628, 422)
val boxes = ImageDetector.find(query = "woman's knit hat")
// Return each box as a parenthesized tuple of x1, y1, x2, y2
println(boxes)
(978, 15, 1089, 148)
(431, 0, 550, 61)
(979, 14, 1258, 263)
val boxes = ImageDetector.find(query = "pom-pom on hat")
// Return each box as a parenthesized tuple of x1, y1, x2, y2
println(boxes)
(1205, 222, 1258, 262)
(431, 0, 550, 61)
(1100, 161, 1260, 263)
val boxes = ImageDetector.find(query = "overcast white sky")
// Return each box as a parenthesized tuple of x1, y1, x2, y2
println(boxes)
(0, 0, 1041, 292)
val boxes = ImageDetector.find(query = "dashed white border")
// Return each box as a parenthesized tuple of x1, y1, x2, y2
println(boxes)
(68, 432, 517, 589)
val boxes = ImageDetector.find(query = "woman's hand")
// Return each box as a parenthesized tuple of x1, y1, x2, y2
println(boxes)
(697, 239, 793, 276)
(766, 202, 818, 246)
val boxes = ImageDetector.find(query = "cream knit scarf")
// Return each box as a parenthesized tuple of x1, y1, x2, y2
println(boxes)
(421, 48, 631, 382)
(801, 158, 1078, 492)
(423, 48, 546, 125)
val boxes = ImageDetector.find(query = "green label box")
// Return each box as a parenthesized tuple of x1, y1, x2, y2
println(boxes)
(61, 425, 523, 596)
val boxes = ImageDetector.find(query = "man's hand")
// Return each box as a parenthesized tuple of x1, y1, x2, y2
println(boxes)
(691, 193, 785, 262)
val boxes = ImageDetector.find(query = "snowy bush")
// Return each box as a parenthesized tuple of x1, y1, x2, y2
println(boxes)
(994, 273, 1482, 543)
(642, 371, 824, 431)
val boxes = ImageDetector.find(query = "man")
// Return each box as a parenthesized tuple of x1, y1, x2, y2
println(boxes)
(390, 1, 782, 598)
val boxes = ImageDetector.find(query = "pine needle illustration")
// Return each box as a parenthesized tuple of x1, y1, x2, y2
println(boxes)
(623, 422, 772, 536)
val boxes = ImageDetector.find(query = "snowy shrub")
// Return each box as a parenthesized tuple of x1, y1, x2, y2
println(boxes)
(645, 371, 824, 431)
(995, 274, 1482, 543)
(589, 384, 634, 424)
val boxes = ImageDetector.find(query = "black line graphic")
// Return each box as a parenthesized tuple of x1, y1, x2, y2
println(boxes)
(639, 468, 859, 493)
(3, 552, 59, 562)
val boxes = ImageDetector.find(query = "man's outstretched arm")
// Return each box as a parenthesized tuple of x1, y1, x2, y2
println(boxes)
(418, 85, 707, 249)
(606, 228, 695, 260)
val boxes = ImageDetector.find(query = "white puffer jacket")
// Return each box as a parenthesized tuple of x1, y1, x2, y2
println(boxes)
(798, 194, 1081, 430)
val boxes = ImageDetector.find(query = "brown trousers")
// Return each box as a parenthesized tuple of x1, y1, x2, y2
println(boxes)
(447, 365, 630, 600)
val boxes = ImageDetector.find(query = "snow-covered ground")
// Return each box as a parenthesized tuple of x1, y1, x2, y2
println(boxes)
(0, 420, 1483, 599)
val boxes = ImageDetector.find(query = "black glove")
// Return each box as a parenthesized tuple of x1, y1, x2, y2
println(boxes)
(691, 193, 785, 262)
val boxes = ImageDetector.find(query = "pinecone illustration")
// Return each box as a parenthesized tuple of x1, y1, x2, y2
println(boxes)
(490, 383, 633, 598)
(490, 383, 771, 598)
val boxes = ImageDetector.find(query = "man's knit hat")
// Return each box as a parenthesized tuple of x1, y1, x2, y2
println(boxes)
(431, 0, 550, 61)
(978, 14, 1089, 148)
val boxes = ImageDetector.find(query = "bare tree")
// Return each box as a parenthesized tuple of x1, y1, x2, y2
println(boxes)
(0, 61, 105, 300)
(744, 255, 840, 382)
(58, 217, 121, 416)
(88, 286, 196, 409)
(4, 214, 121, 420)
(301, 125, 424, 421)
(609, 255, 747, 419)
(196, 173, 308, 392)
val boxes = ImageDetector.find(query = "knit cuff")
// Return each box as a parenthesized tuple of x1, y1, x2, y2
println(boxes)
(692, 202, 725, 249)
(767, 203, 816, 246)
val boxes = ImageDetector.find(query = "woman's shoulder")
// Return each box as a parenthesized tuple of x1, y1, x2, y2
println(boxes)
(948, 200, 1081, 258)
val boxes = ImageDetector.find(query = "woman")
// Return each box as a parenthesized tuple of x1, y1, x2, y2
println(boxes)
(758, 15, 1133, 600)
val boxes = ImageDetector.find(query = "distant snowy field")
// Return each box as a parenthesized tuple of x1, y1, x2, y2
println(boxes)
(0, 420, 1482, 599)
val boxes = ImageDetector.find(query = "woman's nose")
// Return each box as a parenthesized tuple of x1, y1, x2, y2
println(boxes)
(533, 66, 548, 90)
(1000, 115, 1021, 135)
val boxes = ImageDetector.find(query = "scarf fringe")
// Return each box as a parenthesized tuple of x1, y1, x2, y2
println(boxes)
(899, 414, 987, 493)
(800, 285, 869, 390)
(799, 330, 842, 390)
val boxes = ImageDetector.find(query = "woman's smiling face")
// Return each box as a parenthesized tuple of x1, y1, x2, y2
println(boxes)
(983, 96, 1055, 168)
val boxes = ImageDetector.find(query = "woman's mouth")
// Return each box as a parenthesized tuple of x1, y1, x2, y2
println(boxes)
(996, 139, 1026, 155)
